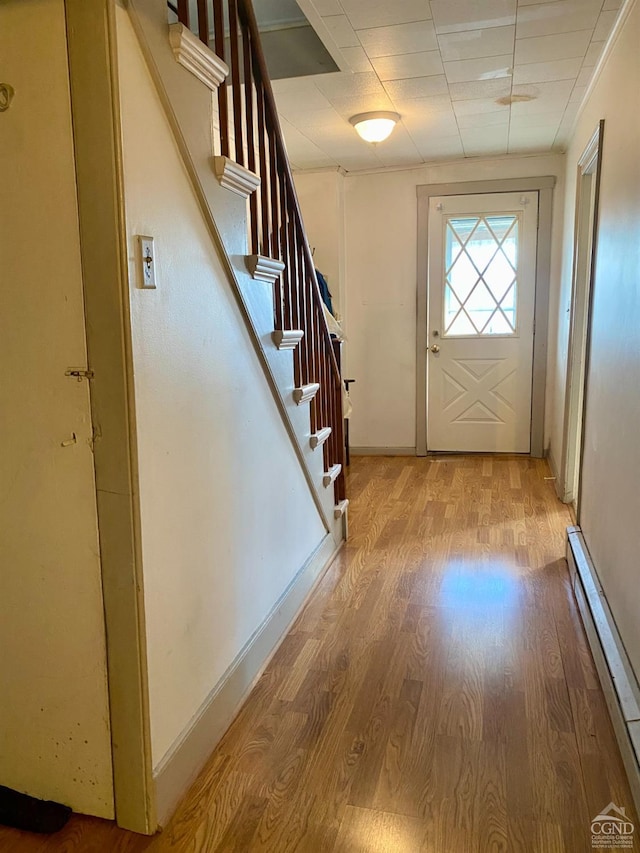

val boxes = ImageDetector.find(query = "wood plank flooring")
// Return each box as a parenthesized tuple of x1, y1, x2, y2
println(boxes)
(1, 456, 638, 852)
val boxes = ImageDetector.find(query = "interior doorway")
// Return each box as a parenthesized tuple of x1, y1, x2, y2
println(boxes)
(559, 122, 604, 515)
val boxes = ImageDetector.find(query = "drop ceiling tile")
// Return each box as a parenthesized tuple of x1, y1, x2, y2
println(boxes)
(383, 75, 449, 100)
(510, 79, 574, 113)
(593, 8, 618, 41)
(372, 125, 423, 164)
(326, 90, 396, 118)
(271, 76, 325, 95)
(390, 93, 454, 114)
(508, 110, 563, 128)
(513, 56, 582, 84)
(431, 0, 516, 34)
(603, 0, 622, 9)
(315, 71, 385, 99)
(449, 78, 511, 101)
(568, 84, 587, 104)
(460, 124, 509, 155)
(508, 124, 556, 150)
(357, 20, 437, 57)
(575, 66, 594, 88)
(402, 109, 460, 138)
(516, 0, 602, 39)
(286, 108, 344, 129)
(583, 40, 605, 67)
(562, 102, 580, 123)
(457, 109, 512, 128)
(340, 153, 384, 172)
(437, 25, 515, 61)
(339, 0, 432, 30)
(340, 45, 373, 72)
(453, 97, 510, 117)
(313, 0, 343, 15)
(322, 14, 360, 47)
(418, 135, 465, 160)
(514, 29, 592, 64)
(280, 121, 338, 165)
(275, 87, 334, 116)
(370, 50, 444, 81)
(398, 97, 457, 120)
(444, 54, 513, 84)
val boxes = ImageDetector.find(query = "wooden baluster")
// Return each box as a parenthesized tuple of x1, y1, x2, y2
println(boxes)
(242, 29, 259, 254)
(177, 0, 189, 27)
(279, 169, 292, 331)
(196, 0, 209, 43)
(321, 336, 330, 471)
(228, 0, 244, 165)
(268, 128, 280, 262)
(335, 370, 346, 500)
(320, 325, 328, 442)
(213, 0, 229, 158)
(297, 239, 310, 387)
(256, 85, 270, 255)
(306, 270, 318, 434)
(313, 303, 324, 439)
(327, 350, 337, 468)
(287, 215, 302, 387)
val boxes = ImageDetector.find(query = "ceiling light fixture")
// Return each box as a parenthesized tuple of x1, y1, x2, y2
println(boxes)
(349, 111, 400, 144)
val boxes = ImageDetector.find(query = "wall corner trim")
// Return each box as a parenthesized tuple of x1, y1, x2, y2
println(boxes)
(168, 23, 228, 90)
(153, 533, 343, 826)
(566, 528, 640, 816)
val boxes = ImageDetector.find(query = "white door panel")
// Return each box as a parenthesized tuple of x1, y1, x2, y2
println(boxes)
(427, 192, 538, 452)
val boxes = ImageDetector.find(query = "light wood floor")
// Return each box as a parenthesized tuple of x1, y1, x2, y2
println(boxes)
(2, 456, 638, 852)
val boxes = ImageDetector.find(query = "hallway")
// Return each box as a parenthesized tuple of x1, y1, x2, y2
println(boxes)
(1, 456, 637, 852)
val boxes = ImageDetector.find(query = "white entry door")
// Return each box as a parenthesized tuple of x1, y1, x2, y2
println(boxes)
(427, 192, 538, 452)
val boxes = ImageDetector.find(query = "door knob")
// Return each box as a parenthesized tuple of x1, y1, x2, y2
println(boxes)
(430, 344, 440, 353)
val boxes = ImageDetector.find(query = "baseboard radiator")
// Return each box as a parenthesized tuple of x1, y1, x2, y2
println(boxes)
(567, 527, 640, 816)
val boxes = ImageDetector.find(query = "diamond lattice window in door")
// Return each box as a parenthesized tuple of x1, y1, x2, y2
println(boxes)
(444, 214, 519, 336)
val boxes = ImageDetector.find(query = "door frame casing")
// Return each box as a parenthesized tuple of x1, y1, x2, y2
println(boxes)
(416, 176, 555, 457)
(558, 122, 604, 515)
(65, 0, 156, 833)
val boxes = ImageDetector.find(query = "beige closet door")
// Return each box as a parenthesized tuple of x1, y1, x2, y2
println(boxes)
(427, 192, 538, 452)
(0, 0, 113, 816)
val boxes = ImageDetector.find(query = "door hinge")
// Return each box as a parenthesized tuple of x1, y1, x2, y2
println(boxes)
(65, 368, 94, 382)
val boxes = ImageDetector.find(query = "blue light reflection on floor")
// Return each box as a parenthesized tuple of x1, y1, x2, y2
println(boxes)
(438, 561, 520, 611)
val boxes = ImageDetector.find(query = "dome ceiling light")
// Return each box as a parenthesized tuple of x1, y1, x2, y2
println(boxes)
(349, 111, 400, 144)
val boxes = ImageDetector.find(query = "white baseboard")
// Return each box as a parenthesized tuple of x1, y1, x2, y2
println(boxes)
(566, 528, 640, 816)
(153, 533, 342, 826)
(350, 446, 416, 457)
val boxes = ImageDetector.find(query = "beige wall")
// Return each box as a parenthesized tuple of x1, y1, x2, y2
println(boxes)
(298, 154, 565, 450)
(294, 169, 346, 323)
(0, 0, 113, 816)
(116, 9, 327, 769)
(556, 0, 640, 676)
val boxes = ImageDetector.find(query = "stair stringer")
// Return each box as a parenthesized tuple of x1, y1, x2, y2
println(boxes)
(125, 0, 343, 543)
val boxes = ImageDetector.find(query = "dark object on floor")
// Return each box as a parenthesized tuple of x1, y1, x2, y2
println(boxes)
(0, 785, 72, 834)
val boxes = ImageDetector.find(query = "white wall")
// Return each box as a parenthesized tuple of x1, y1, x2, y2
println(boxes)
(554, 1, 640, 677)
(299, 154, 565, 451)
(0, 0, 113, 816)
(116, 9, 327, 769)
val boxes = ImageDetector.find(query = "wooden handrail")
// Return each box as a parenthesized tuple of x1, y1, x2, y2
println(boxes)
(174, 0, 346, 502)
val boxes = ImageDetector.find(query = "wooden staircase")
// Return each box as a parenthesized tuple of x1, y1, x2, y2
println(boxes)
(166, 0, 347, 518)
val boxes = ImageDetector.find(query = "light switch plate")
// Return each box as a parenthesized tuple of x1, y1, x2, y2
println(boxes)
(137, 235, 156, 288)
